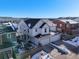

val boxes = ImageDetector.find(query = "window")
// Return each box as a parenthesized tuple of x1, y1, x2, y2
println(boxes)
(60, 24, 62, 27)
(35, 29, 37, 32)
(28, 29, 29, 33)
(28, 36, 29, 39)
(7, 33, 11, 39)
(45, 28, 47, 32)
(24, 29, 26, 31)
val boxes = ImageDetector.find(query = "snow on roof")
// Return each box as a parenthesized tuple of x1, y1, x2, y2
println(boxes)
(50, 32, 56, 35)
(42, 19, 57, 27)
(3, 22, 18, 31)
(60, 19, 78, 24)
(3, 23, 11, 26)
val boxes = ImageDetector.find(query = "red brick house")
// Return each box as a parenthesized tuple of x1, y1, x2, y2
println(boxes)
(52, 19, 79, 34)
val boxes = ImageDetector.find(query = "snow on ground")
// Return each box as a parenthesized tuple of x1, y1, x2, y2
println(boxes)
(64, 36, 79, 47)
(32, 50, 53, 59)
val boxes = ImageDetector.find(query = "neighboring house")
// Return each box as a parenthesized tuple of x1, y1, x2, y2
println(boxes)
(0, 24, 17, 59)
(2, 22, 18, 30)
(42, 19, 57, 32)
(73, 17, 79, 22)
(73, 17, 79, 27)
(53, 19, 79, 34)
(16, 20, 29, 46)
(17, 20, 28, 36)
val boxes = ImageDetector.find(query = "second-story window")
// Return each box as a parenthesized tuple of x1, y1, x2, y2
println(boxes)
(45, 28, 47, 32)
(60, 24, 62, 27)
(24, 29, 26, 32)
(28, 29, 29, 33)
(35, 29, 37, 32)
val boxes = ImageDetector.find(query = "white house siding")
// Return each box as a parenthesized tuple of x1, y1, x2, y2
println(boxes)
(42, 19, 57, 31)
(30, 28, 41, 36)
(28, 29, 32, 36)
(30, 36, 39, 45)
(42, 19, 53, 26)
(30, 35, 50, 45)
(31, 24, 50, 36)
(39, 34, 61, 45)
(50, 26, 56, 31)
(39, 35, 50, 45)
(32, 33, 61, 46)
(30, 20, 48, 36)
(41, 24, 49, 35)
(33, 20, 44, 28)
(17, 20, 28, 36)
(50, 33, 61, 42)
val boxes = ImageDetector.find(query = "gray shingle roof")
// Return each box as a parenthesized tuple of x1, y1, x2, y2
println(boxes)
(40, 23, 46, 28)
(24, 18, 40, 28)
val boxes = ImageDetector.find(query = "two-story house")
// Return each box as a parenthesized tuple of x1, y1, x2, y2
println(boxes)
(17, 18, 61, 46)
(42, 19, 57, 32)
(17, 18, 50, 43)
(53, 19, 79, 34)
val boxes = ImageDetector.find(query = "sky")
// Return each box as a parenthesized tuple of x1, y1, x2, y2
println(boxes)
(0, 0, 79, 18)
